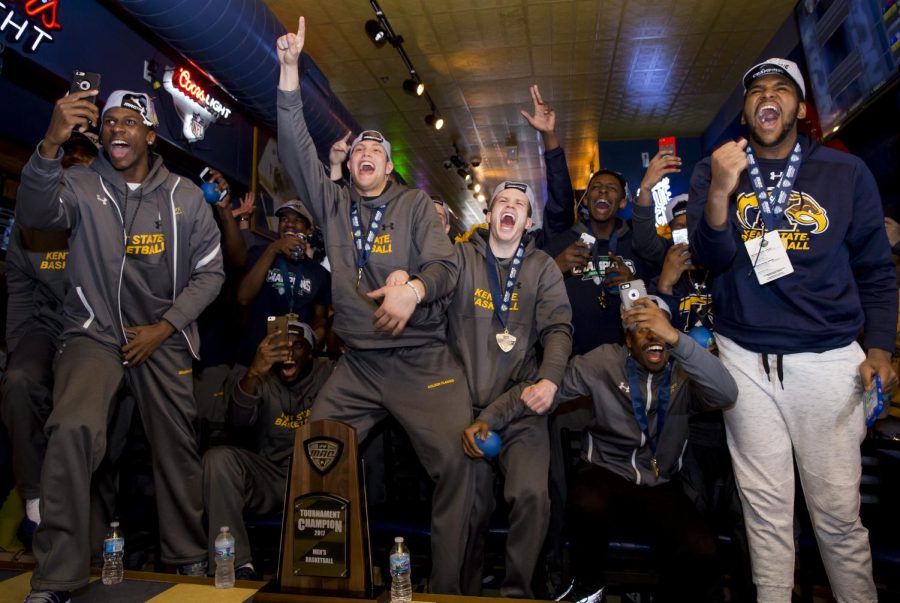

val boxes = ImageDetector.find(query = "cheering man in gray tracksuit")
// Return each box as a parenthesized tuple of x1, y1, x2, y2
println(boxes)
(17, 88, 223, 602)
(455, 181, 572, 598)
(276, 18, 475, 593)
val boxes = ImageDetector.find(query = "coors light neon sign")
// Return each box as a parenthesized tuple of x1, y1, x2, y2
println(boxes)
(162, 65, 231, 142)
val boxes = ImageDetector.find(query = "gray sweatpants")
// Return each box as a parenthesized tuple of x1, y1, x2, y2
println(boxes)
(310, 343, 475, 595)
(202, 446, 287, 569)
(0, 330, 56, 500)
(717, 334, 875, 603)
(31, 335, 206, 591)
(461, 414, 551, 598)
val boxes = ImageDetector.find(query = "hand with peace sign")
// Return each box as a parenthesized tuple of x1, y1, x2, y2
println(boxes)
(519, 84, 559, 151)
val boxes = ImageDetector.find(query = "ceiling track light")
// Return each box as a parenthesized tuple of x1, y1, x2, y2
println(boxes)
(368, 0, 446, 133)
(425, 114, 444, 130)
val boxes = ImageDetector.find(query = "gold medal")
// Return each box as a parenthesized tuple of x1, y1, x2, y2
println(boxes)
(496, 329, 517, 352)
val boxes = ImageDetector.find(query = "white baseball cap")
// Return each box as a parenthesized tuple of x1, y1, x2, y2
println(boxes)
(742, 58, 806, 100)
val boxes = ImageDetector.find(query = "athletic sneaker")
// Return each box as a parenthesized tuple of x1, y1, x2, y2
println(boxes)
(23, 590, 70, 603)
(554, 579, 605, 603)
(235, 564, 260, 581)
(176, 560, 208, 576)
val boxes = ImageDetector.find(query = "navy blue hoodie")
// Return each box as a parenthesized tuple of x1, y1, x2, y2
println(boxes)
(687, 135, 896, 354)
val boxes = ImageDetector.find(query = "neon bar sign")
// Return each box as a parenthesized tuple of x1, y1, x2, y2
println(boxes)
(172, 67, 231, 120)
(0, 0, 58, 53)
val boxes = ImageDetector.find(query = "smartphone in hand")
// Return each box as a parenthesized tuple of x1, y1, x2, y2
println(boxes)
(70, 70, 101, 103)
(863, 375, 884, 428)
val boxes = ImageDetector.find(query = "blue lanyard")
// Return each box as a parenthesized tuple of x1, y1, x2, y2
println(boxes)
(745, 142, 802, 232)
(274, 256, 303, 314)
(626, 355, 672, 456)
(485, 241, 526, 330)
(350, 202, 387, 272)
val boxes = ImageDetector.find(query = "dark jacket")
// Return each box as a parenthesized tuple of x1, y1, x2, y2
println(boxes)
(688, 135, 897, 354)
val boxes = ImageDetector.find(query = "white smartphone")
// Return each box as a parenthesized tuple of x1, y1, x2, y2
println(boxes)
(579, 232, 597, 246)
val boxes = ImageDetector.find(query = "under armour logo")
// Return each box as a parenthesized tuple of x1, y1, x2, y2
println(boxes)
(382, 222, 395, 231)
(96, 194, 108, 206)
(617, 381, 630, 394)
(769, 171, 783, 181)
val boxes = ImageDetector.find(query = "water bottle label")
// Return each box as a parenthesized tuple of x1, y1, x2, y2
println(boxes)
(389, 552, 410, 575)
(215, 545, 234, 561)
(104, 537, 124, 554)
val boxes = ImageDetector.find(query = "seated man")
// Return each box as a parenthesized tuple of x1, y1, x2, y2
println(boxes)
(203, 320, 333, 579)
(454, 181, 572, 598)
(236, 200, 330, 364)
(478, 298, 737, 602)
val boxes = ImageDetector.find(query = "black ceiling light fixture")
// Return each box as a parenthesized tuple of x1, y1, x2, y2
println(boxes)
(365, 19, 388, 47)
(366, 0, 445, 132)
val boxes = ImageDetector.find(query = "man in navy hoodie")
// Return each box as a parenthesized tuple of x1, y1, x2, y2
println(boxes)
(688, 58, 897, 602)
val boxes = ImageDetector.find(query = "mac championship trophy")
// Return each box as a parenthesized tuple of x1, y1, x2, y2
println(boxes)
(280, 420, 370, 596)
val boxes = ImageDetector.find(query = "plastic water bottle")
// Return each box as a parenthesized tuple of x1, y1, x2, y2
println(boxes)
(215, 526, 235, 589)
(389, 536, 412, 603)
(101, 521, 124, 585)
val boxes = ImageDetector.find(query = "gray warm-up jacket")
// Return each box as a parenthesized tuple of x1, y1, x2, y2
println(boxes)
(15, 147, 224, 359)
(226, 358, 335, 467)
(448, 227, 572, 410)
(482, 333, 737, 486)
(277, 87, 458, 349)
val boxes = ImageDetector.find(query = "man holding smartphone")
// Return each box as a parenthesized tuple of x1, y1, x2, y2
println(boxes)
(479, 295, 736, 601)
(688, 58, 897, 601)
(17, 87, 223, 602)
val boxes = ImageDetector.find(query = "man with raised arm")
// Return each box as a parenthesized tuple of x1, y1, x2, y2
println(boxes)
(275, 17, 474, 594)
(688, 57, 897, 602)
(17, 89, 223, 602)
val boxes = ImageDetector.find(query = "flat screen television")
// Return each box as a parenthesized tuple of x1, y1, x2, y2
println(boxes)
(796, 0, 899, 137)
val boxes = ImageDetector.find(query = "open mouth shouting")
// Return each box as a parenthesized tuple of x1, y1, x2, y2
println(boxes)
(357, 160, 376, 177)
(643, 342, 666, 365)
(755, 103, 782, 132)
(499, 209, 518, 231)
(109, 139, 130, 161)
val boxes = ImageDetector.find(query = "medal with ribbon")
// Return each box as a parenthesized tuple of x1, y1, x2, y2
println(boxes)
(745, 141, 802, 232)
(350, 202, 387, 288)
(591, 228, 619, 309)
(486, 241, 526, 352)
(627, 355, 673, 479)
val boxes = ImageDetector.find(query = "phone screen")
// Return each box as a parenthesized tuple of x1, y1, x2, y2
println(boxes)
(672, 228, 689, 246)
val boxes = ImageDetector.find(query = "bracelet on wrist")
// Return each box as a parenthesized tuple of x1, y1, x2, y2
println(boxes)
(404, 280, 422, 305)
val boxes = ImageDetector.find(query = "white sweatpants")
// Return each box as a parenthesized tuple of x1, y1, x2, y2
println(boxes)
(717, 334, 875, 603)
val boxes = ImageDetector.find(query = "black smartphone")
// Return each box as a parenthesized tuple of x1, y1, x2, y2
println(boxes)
(70, 70, 101, 103)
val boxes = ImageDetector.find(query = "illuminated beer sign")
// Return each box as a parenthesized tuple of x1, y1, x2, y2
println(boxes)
(0, 0, 59, 53)
(162, 65, 232, 142)
(172, 67, 231, 120)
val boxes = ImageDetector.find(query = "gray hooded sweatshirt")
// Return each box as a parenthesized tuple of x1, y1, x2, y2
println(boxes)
(277, 87, 458, 349)
(448, 227, 572, 410)
(16, 147, 224, 359)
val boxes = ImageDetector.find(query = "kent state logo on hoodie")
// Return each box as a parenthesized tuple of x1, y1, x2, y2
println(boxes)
(40, 251, 68, 270)
(126, 234, 165, 256)
(736, 190, 829, 252)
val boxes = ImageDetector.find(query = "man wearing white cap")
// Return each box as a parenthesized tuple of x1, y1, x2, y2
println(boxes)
(276, 18, 474, 593)
(452, 181, 572, 598)
(688, 57, 897, 601)
(203, 320, 333, 579)
(17, 88, 223, 601)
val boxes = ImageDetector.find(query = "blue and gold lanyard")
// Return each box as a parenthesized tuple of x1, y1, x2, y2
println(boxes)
(485, 241, 526, 351)
(350, 202, 387, 287)
(745, 141, 802, 232)
(627, 355, 672, 478)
